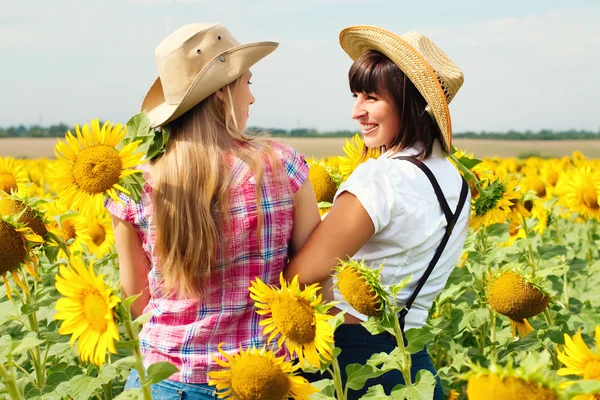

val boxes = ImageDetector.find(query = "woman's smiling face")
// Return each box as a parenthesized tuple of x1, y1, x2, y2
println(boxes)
(351, 91, 400, 149)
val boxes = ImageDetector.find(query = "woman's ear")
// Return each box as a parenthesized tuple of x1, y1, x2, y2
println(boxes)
(216, 88, 225, 102)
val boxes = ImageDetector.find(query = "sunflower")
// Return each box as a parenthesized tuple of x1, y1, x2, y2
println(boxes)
(487, 271, 550, 337)
(502, 222, 526, 247)
(556, 166, 600, 220)
(54, 257, 120, 366)
(0, 156, 29, 194)
(0, 217, 43, 300)
(308, 164, 337, 203)
(0, 192, 49, 238)
(85, 212, 114, 258)
(208, 343, 318, 400)
(334, 258, 388, 317)
(44, 201, 93, 256)
(557, 327, 600, 381)
(471, 176, 521, 230)
(530, 200, 550, 235)
(249, 274, 334, 368)
(467, 373, 557, 400)
(338, 133, 379, 180)
(52, 119, 144, 214)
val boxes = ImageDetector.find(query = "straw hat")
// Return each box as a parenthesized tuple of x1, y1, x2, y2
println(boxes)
(142, 23, 278, 128)
(339, 26, 463, 152)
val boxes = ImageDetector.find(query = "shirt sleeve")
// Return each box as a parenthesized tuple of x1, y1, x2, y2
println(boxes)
(334, 159, 396, 234)
(104, 192, 132, 222)
(273, 142, 309, 194)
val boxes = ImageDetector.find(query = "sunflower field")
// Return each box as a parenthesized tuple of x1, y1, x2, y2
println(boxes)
(1, 117, 600, 399)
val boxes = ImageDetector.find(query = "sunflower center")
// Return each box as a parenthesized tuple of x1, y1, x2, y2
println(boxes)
(230, 353, 290, 400)
(61, 220, 77, 242)
(584, 360, 600, 380)
(82, 289, 109, 332)
(89, 223, 106, 246)
(529, 176, 546, 198)
(487, 272, 549, 320)
(0, 196, 47, 238)
(72, 146, 122, 195)
(271, 294, 316, 344)
(0, 172, 17, 194)
(581, 186, 599, 210)
(467, 374, 557, 400)
(0, 221, 27, 275)
(337, 267, 381, 317)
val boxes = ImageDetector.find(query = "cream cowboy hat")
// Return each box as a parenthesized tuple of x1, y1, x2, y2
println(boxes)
(339, 26, 464, 152)
(141, 23, 278, 128)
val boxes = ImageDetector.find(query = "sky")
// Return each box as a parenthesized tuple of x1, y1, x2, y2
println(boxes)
(1, 0, 599, 133)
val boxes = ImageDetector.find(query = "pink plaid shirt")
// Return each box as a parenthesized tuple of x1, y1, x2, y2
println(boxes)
(105, 141, 308, 383)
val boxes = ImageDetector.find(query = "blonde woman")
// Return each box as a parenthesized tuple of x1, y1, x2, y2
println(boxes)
(285, 26, 470, 399)
(106, 23, 320, 397)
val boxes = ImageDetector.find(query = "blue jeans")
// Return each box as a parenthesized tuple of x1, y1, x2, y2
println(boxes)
(303, 324, 444, 400)
(124, 368, 217, 399)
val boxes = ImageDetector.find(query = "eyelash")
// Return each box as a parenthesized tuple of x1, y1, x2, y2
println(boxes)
(351, 93, 378, 101)
(248, 81, 253, 85)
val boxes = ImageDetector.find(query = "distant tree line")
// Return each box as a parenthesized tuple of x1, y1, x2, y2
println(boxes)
(1, 123, 599, 140)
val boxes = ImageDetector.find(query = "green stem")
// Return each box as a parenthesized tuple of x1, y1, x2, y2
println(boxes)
(542, 308, 554, 327)
(330, 356, 346, 400)
(448, 154, 482, 192)
(12, 360, 33, 381)
(521, 215, 537, 278)
(489, 311, 497, 363)
(122, 305, 153, 400)
(0, 362, 24, 400)
(392, 313, 413, 386)
(22, 270, 46, 388)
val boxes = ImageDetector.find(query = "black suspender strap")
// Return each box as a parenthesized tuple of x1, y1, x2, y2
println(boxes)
(394, 156, 469, 334)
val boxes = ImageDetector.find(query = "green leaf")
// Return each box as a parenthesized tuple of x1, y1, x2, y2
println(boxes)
(328, 310, 345, 332)
(498, 331, 541, 360)
(121, 293, 142, 313)
(309, 378, 336, 398)
(317, 201, 333, 208)
(366, 348, 402, 372)
(133, 311, 154, 328)
(0, 301, 21, 325)
(457, 156, 482, 169)
(485, 223, 509, 238)
(11, 332, 44, 355)
(360, 384, 389, 399)
(147, 128, 169, 161)
(390, 369, 436, 400)
(457, 308, 489, 332)
(389, 274, 413, 296)
(537, 245, 567, 260)
(114, 388, 145, 400)
(564, 380, 600, 397)
(146, 361, 179, 385)
(405, 326, 435, 354)
(119, 172, 145, 204)
(68, 375, 102, 400)
(122, 112, 153, 151)
(345, 363, 385, 390)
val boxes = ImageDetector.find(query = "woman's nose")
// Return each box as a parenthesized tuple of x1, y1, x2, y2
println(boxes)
(352, 99, 366, 120)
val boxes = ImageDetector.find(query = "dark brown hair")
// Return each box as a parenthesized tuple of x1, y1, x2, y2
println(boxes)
(349, 50, 441, 159)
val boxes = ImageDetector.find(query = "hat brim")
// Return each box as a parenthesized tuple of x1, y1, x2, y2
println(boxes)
(142, 41, 278, 128)
(339, 26, 452, 152)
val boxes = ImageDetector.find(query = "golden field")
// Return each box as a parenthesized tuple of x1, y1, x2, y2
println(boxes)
(3, 137, 600, 159)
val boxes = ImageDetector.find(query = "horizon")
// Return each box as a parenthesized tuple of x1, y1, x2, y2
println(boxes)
(3, 1, 599, 133)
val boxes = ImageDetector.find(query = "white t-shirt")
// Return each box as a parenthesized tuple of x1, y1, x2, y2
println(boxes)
(332, 140, 470, 329)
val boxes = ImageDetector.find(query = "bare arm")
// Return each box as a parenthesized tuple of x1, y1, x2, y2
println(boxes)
(289, 179, 321, 256)
(111, 215, 151, 319)
(284, 191, 374, 285)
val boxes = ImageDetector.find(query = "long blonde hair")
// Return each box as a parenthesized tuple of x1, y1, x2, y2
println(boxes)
(150, 77, 286, 298)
